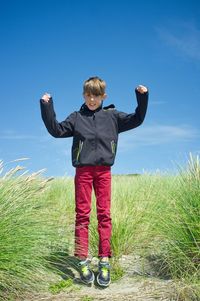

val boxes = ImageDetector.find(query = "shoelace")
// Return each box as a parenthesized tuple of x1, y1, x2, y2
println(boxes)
(101, 266, 109, 278)
(81, 264, 90, 276)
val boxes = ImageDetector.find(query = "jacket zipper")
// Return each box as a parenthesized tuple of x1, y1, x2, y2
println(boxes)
(93, 112, 97, 164)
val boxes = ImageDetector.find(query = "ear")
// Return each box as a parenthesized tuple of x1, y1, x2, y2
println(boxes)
(102, 93, 107, 100)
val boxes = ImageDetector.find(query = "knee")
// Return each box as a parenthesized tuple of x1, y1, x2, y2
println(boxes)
(76, 212, 90, 225)
(97, 209, 111, 223)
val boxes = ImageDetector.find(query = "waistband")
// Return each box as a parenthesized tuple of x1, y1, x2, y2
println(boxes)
(76, 166, 111, 172)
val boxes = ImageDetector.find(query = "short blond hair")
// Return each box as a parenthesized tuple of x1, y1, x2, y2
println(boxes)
(83, 76, 106, 96)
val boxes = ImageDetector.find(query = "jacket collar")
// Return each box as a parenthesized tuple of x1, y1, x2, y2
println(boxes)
(80, 103, 103, 113)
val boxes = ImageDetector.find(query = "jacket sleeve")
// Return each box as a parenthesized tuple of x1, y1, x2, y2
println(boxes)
(117, 89, 148, 133)
(40, 97, 76, 138)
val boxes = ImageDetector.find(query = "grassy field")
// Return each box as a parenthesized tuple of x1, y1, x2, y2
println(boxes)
(0, 155, 199, 300)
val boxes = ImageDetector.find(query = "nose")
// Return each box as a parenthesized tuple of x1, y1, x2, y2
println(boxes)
(90, 96, 94, 101)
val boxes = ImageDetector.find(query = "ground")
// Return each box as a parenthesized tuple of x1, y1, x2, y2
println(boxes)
(28, 254, 178, 301)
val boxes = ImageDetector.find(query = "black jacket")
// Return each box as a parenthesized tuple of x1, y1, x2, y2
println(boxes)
(40, 89, 148, 167)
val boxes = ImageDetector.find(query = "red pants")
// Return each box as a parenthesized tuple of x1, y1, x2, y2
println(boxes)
(74, 166, 112, 258)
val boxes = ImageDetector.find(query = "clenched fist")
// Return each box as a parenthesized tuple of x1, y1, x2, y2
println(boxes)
(136, 85, 148, 94)
(41, 93, 51, 103)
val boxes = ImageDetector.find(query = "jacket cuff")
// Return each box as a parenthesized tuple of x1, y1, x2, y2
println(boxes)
(135, 88, 149, 95)
(40, 97, 53, 104)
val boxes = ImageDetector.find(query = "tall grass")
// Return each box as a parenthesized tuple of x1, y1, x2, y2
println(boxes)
(89, 155, 200, 299)
(0, 155, 199, 300)
(147, 154, 200, 299)
(0, 160, 73, 300)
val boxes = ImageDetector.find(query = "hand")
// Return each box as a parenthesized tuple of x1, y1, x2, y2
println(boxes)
(136, 85, 148, 94)
(41, 93, 51, 102)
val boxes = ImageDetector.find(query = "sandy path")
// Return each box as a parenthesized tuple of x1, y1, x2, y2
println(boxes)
(29, 255, 177, 301)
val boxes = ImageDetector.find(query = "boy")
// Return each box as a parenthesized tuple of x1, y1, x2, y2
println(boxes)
(40, 76, 148, 287)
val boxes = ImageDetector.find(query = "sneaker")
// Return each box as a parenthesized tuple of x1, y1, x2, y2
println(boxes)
(97, 261, 111, 287)
(78, 259, 94, 285)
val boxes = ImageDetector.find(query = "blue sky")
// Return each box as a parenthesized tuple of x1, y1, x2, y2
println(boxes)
(0, 0, 200, 177)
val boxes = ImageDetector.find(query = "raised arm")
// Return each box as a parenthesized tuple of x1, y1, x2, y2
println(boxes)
(117, 85, 148, 133)
(40, 93, 76, 138)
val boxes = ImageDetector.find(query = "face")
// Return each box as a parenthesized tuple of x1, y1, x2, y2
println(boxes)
(84, 93, 107, 111)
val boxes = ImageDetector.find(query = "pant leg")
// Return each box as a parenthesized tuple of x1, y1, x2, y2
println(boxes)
(74, 167, 93, 258)
(93, 166, 112, 258)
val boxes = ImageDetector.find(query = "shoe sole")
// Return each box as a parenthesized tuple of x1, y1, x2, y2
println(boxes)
(96, 274, 111, 287)
(81, 280, 94, 287)
(81, 273, 95, 285)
